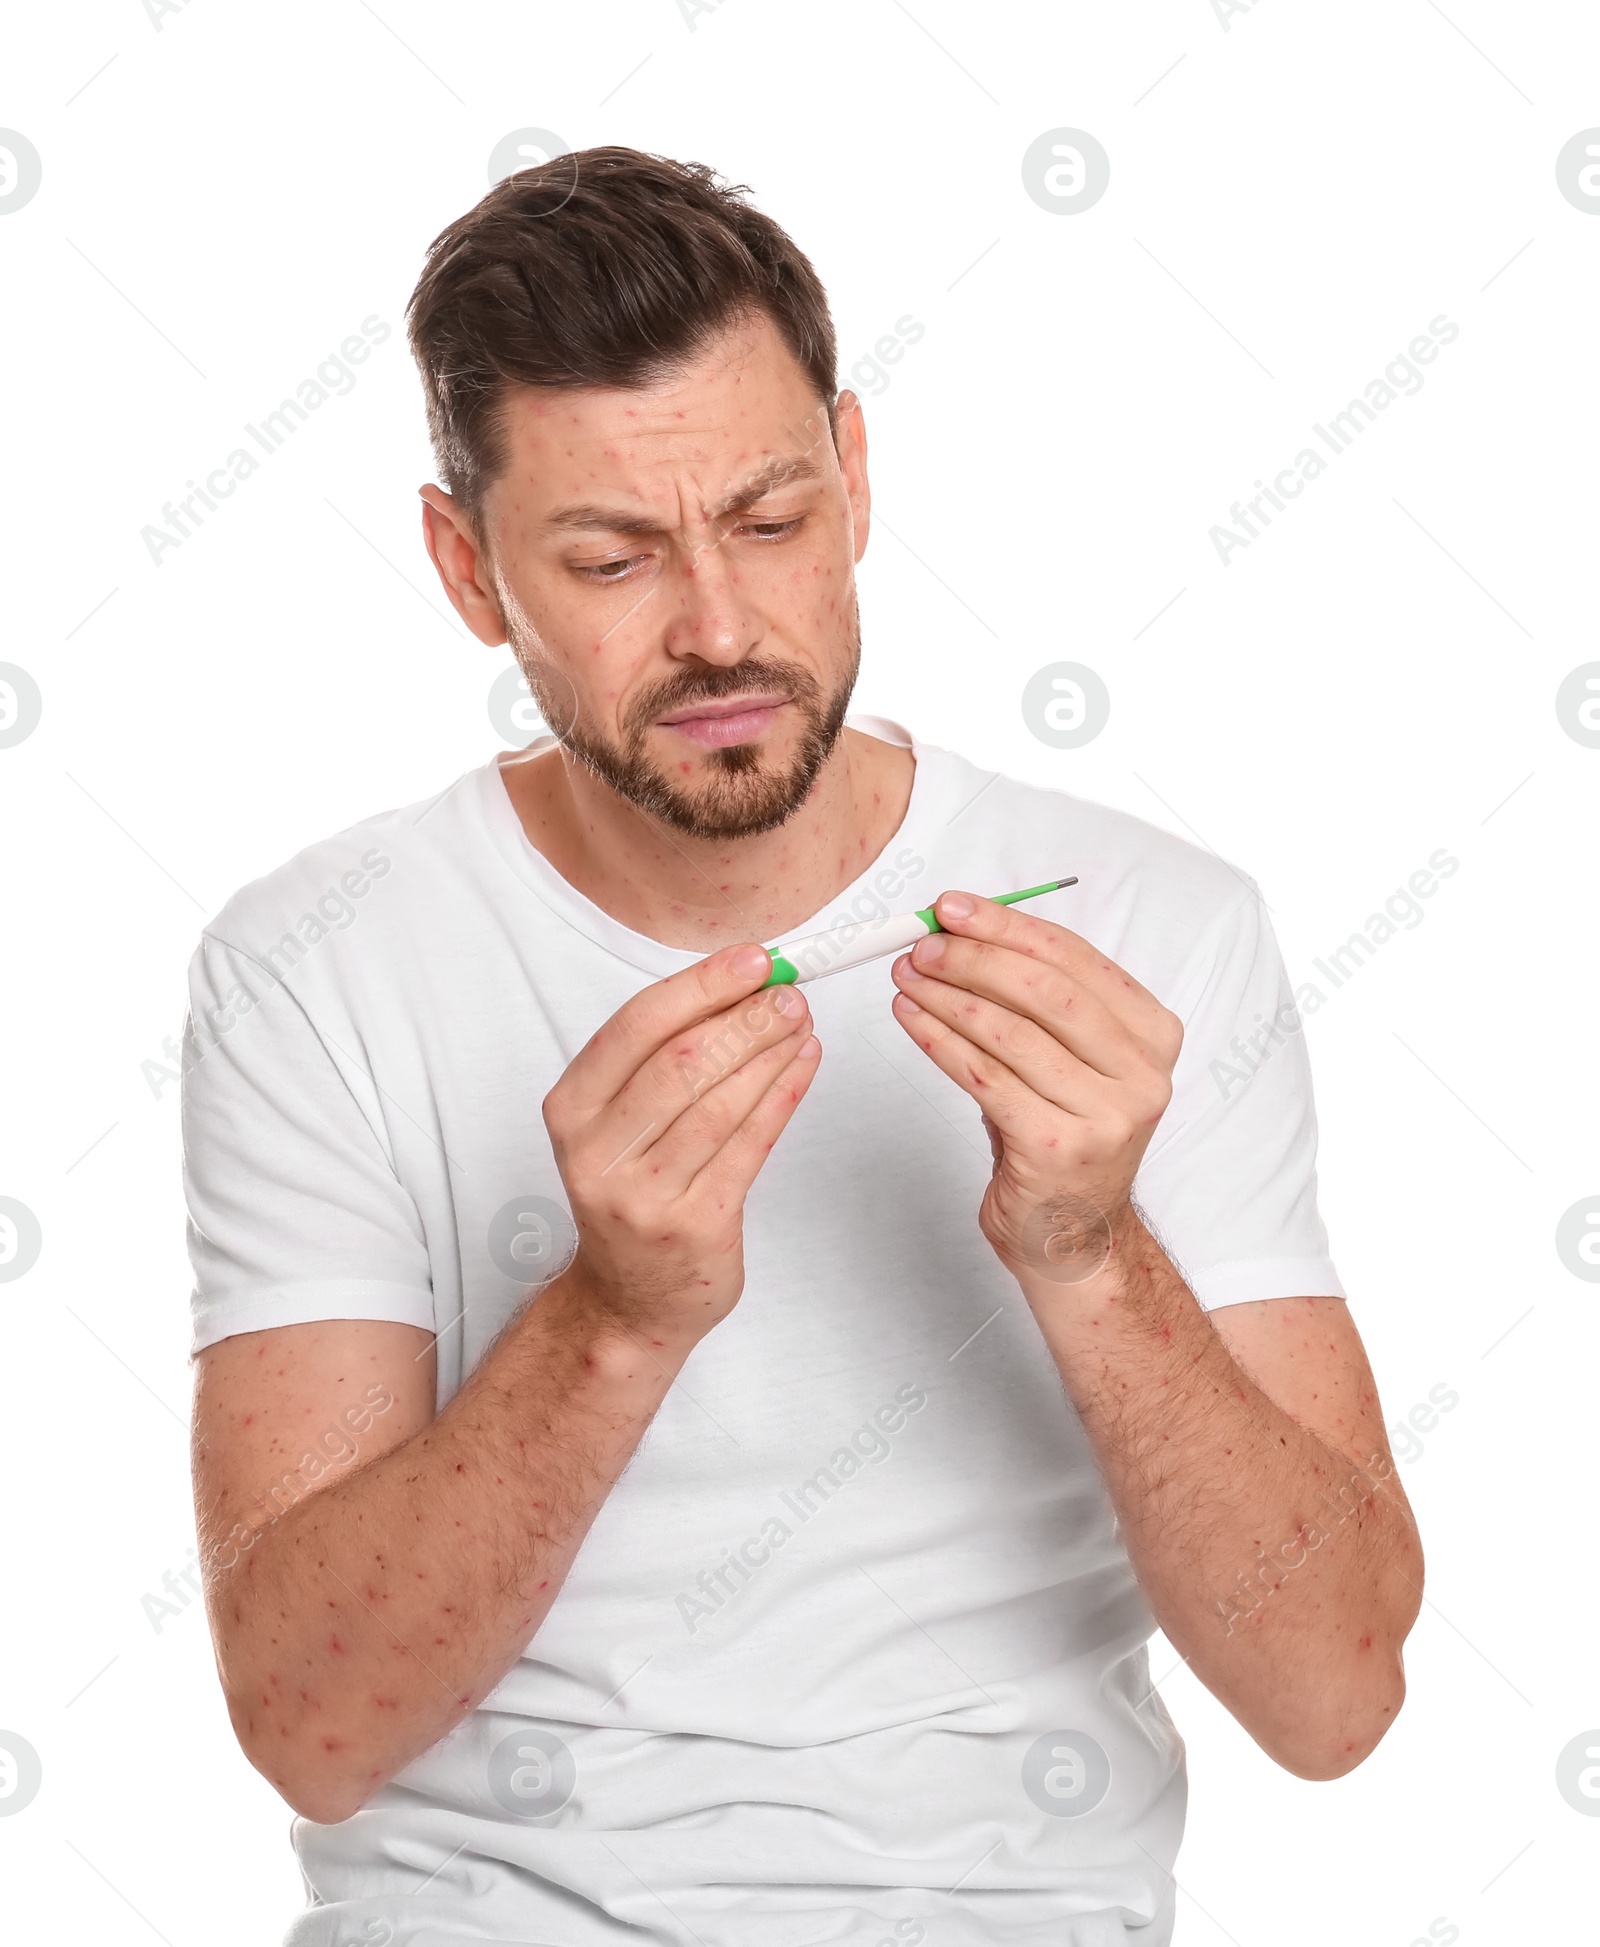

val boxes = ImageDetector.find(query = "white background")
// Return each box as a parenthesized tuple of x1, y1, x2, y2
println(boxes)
(2, 1, 1598, 1942)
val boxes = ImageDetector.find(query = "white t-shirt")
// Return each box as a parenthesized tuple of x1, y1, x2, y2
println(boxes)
(182, 717, 1344, 1947)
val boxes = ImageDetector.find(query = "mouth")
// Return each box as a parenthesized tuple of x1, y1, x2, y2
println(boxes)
(655, 692, 791, 750)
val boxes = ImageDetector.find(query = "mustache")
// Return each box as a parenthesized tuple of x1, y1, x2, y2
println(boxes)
(623, 662, 815, 740)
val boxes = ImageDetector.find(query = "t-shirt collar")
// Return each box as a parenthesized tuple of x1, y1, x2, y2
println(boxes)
(472, 714, 942, 979)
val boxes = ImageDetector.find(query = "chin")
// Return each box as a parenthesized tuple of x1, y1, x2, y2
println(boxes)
(645, 740, 820, 839)
(565, 674, 853, 841)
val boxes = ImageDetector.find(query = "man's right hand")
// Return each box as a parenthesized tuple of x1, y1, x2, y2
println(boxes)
(543, 942, 820, 1347)
(192, 941, 819, 1825)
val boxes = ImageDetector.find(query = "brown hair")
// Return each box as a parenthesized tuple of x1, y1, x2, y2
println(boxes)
(406, 146, 839, 539)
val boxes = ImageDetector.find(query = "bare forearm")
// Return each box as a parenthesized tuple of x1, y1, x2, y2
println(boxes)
(879, 888, 1419, 1771)
(203, 1270, 684, 1822)
(1022, 1212, 1422, 1777)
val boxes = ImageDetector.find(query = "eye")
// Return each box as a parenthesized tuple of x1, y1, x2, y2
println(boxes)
(574, 554, 646, 584)
(739, 517, 804, 541)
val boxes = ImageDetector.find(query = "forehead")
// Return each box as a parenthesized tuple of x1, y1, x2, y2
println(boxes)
(491, 312, 833, 512)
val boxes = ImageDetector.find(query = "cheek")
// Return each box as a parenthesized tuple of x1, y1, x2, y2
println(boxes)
(780, 548, 846, 616)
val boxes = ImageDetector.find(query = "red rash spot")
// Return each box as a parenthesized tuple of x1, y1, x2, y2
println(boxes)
(329, 1637, 345, 1654)
(1358, 1634, 1373, 1650)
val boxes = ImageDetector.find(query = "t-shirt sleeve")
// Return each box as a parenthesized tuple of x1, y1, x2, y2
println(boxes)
(1132, 882, 1346, 1311)
(181, 932, 437, 1355)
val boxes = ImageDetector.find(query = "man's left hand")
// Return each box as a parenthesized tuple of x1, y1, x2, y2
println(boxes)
(889, 889, 1184, 1278)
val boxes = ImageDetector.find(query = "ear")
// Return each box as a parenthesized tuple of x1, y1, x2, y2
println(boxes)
(418, 484, 509, 647)
(831, 391, 871, 565)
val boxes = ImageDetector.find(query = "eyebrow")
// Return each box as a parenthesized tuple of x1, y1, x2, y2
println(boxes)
(540, 454, 825, 536)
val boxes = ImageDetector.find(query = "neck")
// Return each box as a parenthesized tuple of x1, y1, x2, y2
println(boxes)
(498, 725, 916, 954)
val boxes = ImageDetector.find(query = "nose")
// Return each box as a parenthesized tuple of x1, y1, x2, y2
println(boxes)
(660, 532, 764, 667)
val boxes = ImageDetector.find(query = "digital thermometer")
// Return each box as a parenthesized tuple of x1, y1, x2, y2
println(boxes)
(760, 877, 1078, 987)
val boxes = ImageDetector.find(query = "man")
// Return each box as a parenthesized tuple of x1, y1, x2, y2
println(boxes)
(184, 147, 1421, 1946)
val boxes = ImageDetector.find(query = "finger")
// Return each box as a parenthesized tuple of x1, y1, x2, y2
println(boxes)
(692, 1032, 822, 1202)
(596, 983, 812, 1160)
(550, 942, 777, 1122)
(897, 929, 1142, 1083)
(930, 890, 1171, 1033)
(891, 956, 1114, 1116)
(889, 987, 1045, 1141)
(640, 1016, 817, 1183)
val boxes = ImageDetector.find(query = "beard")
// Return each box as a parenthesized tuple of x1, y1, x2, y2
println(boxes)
(513, 607, 861, 841)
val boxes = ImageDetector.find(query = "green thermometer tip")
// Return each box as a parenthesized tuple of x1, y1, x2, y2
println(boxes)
(912, 874, 1078, 934)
